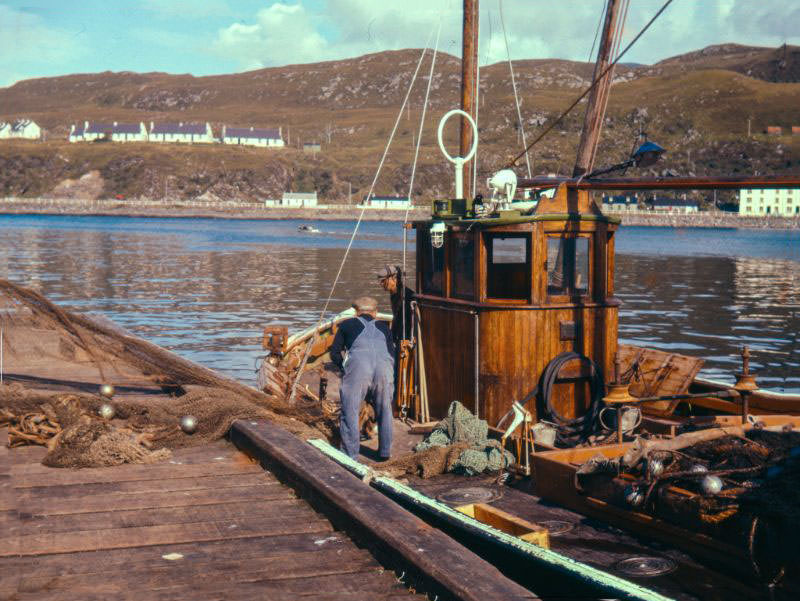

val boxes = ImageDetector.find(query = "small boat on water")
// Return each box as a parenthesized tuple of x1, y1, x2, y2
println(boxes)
(297, 224, 320, 233)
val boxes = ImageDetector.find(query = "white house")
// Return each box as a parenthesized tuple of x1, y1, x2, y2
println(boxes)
(648, 196, 699, 214)
(149, 122, 214, 144)
(222, 125, 284, 148)
(359, 194, 412, 209)
(0, 119, 41, 140)
(282, 192, 317, 207)
(739, 188, 800, 216)
(602, 194, 640, 213)
(69, 121, 148, 143)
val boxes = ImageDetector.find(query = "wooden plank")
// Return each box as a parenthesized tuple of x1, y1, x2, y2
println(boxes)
(6, 514, 333, 557)
(16, 550, 377, 595)
(12, 459, 262, 488)
(0, 532, 356, 576)
(17, 472, 269, 499)
(229, 420, 538, 601)
(152, 572, 409, 600)
(17, 498, 315, 534)
(19, 483, 292, 516)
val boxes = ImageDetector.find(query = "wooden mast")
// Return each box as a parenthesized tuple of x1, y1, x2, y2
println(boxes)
(572, 0, 622, 177)
(460, 0, 479, 200)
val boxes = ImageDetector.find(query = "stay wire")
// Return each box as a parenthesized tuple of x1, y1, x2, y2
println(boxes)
(506, 0, 674, 170)
(401, 21, 441, 347)
(588, 0, 630, 173)
(499, 0, 531, 178)
(288, 31, 436, 403)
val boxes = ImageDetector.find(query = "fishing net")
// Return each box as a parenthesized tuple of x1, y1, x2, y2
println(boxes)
(577, 426, 800, 586)
(381, 401, 513, 478)
(0, 278, 337, 468)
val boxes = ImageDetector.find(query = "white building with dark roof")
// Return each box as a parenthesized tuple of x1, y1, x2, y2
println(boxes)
(265, 192, 318, 208)
(69, 121, 147, 143)
(360, 194, 412, 209)
(0, 119, 41, 140)
(648, 196, 699, 214)
(149, 122, 213, 144)
(221, 125, 284, 148)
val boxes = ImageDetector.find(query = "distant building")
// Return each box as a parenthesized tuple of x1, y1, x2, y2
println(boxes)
(149, 122, 213, 144)
(766, 126, 783, 136)
(360, 194, 412, 209)
(69, 121, 147, 143)
(739, 188, 800, 216)
(265, 192, 318, 208)
(0, 119, 41, 140)
(601, 194, 640, 213)
(648, 196, 699, 213)
(221, 125, 284, 148)
(303, 142, 321, 154)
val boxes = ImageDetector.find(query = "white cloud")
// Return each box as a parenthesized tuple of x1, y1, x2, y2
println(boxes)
(0, 5, 88, 87)
(210, 0, 800, 72)
(213, 3, 328, 69)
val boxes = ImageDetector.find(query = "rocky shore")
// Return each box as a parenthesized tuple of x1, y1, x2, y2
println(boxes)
(2, 197, 799, 229)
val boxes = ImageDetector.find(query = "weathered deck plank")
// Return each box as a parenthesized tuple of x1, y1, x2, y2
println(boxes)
(1, 425, 429, 601)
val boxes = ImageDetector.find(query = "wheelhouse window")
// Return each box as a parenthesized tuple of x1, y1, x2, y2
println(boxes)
(547, 236, 590, 297)
(451, 232, 475, 299)
(486, 234, 530, 300)
(420, 227, 445, 295)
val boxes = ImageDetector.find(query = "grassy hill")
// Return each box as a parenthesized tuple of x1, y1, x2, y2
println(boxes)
(0, 44, 798, 203)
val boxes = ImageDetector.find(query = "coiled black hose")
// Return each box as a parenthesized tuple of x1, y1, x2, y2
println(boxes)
(526, 351, 606, 447)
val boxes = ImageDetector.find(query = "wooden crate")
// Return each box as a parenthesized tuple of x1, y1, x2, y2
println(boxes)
(455, 502, 549, 549)
(531, 415, 800, 572)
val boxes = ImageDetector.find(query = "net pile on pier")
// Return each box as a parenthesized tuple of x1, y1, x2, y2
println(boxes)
(0, 278, 336, 468)
(380, 401, 514, 478)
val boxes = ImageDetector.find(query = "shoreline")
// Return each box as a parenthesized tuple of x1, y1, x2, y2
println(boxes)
(2, 198, 800, 229)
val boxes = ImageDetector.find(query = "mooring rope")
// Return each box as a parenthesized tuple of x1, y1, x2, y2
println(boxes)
(288, 31, 436, 403)
(499, 0, 531, 178)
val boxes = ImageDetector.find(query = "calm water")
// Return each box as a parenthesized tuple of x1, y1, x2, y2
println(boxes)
(0, 215, 797, 392)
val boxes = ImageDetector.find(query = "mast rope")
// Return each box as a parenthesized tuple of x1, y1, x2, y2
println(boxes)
(506, 0, 674, 169)
(288, 31, 436, 403)
(401, 21, 442, 346)
(499, 0, 531, 178)
(587, 0, 630, 173)
(472, 7, 481, 197)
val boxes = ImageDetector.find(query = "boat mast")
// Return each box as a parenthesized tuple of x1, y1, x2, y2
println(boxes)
(572, 0, 622, 177)
(460, 0, 479, 199)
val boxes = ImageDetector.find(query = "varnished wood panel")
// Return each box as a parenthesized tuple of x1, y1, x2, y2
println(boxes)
(418, 304, 476, 419)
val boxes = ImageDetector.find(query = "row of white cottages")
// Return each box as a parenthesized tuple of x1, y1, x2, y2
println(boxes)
(68, 121, 285, 147)
(0, 119, 41, 140)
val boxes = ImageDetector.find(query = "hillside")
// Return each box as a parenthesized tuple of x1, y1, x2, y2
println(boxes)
(0, 45, 799, 203)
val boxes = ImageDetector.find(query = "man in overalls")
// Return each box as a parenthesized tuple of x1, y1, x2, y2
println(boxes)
(330, 296, 395, 460)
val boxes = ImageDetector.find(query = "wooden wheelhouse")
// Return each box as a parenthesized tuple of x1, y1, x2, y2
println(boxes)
(413, 184, 620, 427)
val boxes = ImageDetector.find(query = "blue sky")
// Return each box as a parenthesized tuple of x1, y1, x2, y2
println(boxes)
(2, 1, 799, 87)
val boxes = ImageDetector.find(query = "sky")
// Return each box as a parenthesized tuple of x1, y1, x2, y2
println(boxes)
(1, 0, 799, 87)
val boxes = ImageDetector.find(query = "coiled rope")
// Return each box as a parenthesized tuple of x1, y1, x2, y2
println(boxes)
(534, 352, 605, 447)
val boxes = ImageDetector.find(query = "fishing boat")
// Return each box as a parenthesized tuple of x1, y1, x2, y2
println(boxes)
(266, 1, 800, 599)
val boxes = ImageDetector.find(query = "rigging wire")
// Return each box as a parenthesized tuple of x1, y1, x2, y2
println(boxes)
(472, 4, 481, 197)
(288, 31, 436, 403)
(587, 0, 631, 173)
(401, 21, 442, 344)
(506, 0, 674, 169)
(499, 0, 531, 178)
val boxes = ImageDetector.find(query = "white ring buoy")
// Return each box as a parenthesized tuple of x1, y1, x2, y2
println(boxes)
(437, 109, 478, 164)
